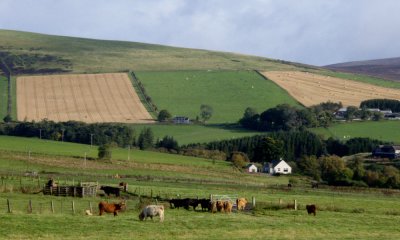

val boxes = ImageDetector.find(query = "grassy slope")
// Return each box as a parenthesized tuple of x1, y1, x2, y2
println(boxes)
(0, 29, 304, 73)
(311, 120, 400, 144)
(135, 70, 301, 123)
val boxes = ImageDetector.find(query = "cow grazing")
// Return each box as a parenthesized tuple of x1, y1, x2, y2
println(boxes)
(216, 200, 224, 212)
(46, 178, 57, 187)
(237, 198, 247, 211)
(98, 201, 126, 216)
(209, 201, 217, 213)
(223, 201, 233, 213)
(199, 199, 210, 211)
(100, 186, 121, 197)
(169, 199, 185, 209)
(187, 198, 200, 211)
(306, 204, 316, 216)
(139, 205, 164, 222)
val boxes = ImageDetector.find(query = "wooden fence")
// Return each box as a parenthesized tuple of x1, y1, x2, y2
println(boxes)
(43, 182, 98, 198)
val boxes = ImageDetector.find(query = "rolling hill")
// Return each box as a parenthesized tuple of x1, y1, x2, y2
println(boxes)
(325, 57, 400, 82)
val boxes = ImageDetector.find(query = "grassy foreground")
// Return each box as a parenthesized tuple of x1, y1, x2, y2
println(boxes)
(0, 136, 400, 239)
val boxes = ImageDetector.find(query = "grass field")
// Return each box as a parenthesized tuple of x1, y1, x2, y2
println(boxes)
(0, 30, 306, 73)
(1, 137, 400, 239)
(135, 70, 301, 123)
(133, 124, 261, 145)
(311, 120, 400, 144)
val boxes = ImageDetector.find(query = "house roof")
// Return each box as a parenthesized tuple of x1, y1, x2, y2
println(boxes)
(246, 163, 257, 168)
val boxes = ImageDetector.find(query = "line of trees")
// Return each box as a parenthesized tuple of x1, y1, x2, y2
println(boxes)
(239, 102, 342, 131)
(360, 99, 400, 112)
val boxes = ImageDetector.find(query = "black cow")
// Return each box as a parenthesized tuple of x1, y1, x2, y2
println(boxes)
(199, 199, 210, 211)
(306, 204, 317, 216)
(100, 186, 120, 197)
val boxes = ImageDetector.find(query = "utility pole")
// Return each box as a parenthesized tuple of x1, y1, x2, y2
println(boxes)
(84, 152, 87, 168)
(61, 129, 65, 142)
(128, 145, 131, 161)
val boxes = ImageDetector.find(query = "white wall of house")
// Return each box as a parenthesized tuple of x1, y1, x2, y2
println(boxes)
(273, 161, 292, 174)
(247, 165, 258, 173)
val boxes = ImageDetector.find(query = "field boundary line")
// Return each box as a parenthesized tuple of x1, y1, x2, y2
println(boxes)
(128, 70, 157, 118)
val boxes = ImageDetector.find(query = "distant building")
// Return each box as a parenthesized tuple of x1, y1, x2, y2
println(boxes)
(372, 145, 400, 159)
(172, 116, 190, 124)
(263, 159, 292, 175)
(335, 107, 347, 119)
(246, 164, 258, 173)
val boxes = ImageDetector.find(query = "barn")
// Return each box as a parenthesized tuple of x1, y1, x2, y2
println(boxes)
(173, 116, 190, 124)
(263, 159, 292, 175)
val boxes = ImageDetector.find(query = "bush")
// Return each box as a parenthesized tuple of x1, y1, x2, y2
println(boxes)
(98, 144, 112, 160)
(157, 110, 171, 122)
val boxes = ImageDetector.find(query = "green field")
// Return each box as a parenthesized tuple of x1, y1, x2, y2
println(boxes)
(311, 120, 400, 144)
(133, 124, 261, 145)
(135, 70, 301, 123)
(0, 136, 400, 239)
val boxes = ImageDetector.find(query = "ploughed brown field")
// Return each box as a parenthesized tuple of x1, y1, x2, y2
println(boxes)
(261, 71, 400, 107)
(16, 73, 154, 123)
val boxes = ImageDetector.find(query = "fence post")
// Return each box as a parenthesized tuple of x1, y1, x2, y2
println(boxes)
(210, 194, 213, 202)
(7, 199, 11, 213)
(51, 200, 55, 213)
(294, 200, 297, 210)
(72, 201, 75, 214)
(28, 199, 33, 213)
(252, 196, 256, 208)
(279, 198, 282, 205)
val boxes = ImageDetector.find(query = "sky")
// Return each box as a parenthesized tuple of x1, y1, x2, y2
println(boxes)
(1, 0, 400, 66)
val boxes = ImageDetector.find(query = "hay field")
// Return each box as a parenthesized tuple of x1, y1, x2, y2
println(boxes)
(262, 71, 400, 107)
(16, 73, 154, 123)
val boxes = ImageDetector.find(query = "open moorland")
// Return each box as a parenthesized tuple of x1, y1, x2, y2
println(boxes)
(0, 136, 400, 239)
(16, 73, 153, 123)
(135, 70, 300, 123)
(262, 71, 400, 107)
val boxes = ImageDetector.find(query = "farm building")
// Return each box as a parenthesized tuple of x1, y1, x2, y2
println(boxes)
(263, 159, 292, 175)
(245, 164, 258, 173)
(173, 116, 190, 124)
(372, 145, 400, 159)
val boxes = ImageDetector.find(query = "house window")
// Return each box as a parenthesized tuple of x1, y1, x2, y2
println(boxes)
(284, 168, 288, 172)
(277, 168, 280, 172)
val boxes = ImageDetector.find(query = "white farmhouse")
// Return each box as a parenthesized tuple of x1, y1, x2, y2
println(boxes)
(264, 159, 292, 175)
(246, 163, 258, 173)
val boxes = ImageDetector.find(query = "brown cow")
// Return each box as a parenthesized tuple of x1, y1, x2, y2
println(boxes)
(216, 200, 224, 212)
(98, 201, 126, 216)
(209, 201, 217, 213)
(236, 198, 247, 211)
(223, 201, 233, 213)
(306, 204, 316, 216)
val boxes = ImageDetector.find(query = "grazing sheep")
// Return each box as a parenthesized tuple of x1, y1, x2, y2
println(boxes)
(139, 205, 164, 222)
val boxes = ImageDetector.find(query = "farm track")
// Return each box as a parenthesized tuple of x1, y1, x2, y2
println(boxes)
(16, 73, 154, 123)
(262, 71, 400, 107)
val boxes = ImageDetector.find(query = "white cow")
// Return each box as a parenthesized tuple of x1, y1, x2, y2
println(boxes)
(139, 205, 164, 222)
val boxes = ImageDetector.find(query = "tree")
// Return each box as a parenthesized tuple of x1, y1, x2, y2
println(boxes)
(253, 137, 284, 162)
(348, 157, 365, 181)
(372, 111, 384, 121)
(230, 151, 250, 169)
(239, 107, 259, 129)
(298, 155, 321, 180)
(3, 114, 12, 123)
(156, 135, 179, 151)
(157, 110, 172, 122)
(98, 144, 112, 160)
(200, 104, 213, 123)
(319, 155, 352, 184)
(345, 106, 359, 121)
(138, 128, 154, 150)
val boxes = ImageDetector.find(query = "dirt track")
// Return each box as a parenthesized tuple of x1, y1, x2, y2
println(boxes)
(261, 71, 400, 107)
(17, 73, 154, 123)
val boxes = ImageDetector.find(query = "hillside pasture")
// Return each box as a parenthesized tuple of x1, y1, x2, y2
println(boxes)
(135, 70, 301, 123)
(0, 76, 7, 120)
(262, 71, 400, 107)
(16, 73, 154, 123)
(311, 120, 400, 144)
